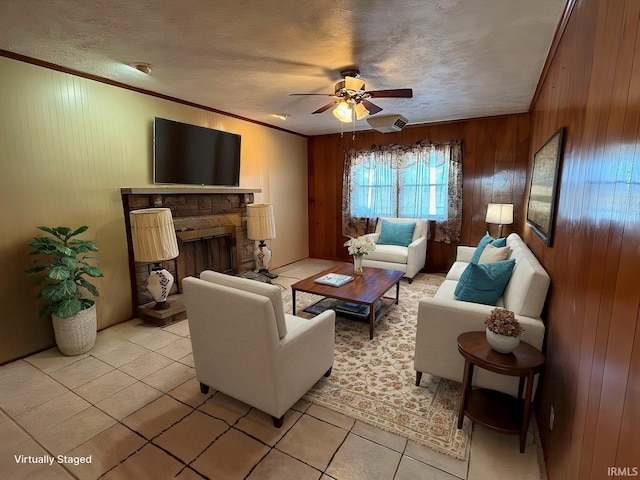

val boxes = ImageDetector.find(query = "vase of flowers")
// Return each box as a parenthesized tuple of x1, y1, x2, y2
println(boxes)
(344, 236, 376, 275)
(484, 308, 523, 354)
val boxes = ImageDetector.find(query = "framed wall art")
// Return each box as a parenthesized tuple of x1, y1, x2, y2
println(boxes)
(526, 127, 564, 246)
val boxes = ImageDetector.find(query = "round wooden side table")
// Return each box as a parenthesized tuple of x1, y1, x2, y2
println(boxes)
(456, 331, 545, 453)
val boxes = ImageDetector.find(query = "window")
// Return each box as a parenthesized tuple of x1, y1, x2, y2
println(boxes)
(350, 160, 397, 218)
(343, 140, 463, 244)
(400, 160, 449, 219)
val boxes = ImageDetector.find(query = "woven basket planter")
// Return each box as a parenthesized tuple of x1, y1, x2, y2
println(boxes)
(52, 304, 97, 356)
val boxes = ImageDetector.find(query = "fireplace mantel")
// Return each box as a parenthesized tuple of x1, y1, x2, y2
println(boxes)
(121, 186, 261, 195)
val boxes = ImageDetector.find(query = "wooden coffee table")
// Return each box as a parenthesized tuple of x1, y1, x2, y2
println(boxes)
(291, 263, 403, 339)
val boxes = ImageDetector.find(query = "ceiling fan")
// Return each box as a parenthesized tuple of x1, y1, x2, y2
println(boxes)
(290, 69, 413, 123)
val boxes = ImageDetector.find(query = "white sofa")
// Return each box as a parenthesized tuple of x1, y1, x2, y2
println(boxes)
(414, 233, 550, 396)
(183, 270, 335, 427)
(361, 217, 428, 283)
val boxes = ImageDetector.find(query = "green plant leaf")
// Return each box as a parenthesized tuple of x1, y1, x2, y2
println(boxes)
(79, 279, 99, 297)
(70, 239, 99, 252)
(37, 226, 57, 236)
(28, 238, 58, 255)
(39, 303, 54, 317)
(41, 280, 77, 301)
(81, 265, 104, 278)
(69, 226, 89, 238)
(80, 299, 95, 309)
(25, 265, 47, 275)
(51, 244, 74, 257)
(55, 227, 72, 236)
(55, 299, 83, 318)
(48, 264, 71, 280)
(61, 257, 78, 270)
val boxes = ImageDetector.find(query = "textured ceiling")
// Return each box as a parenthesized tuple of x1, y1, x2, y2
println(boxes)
(0, 0, 566, 136)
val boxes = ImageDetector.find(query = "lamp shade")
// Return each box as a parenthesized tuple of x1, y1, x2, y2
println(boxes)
(333, 101, 353, 123)
(344, 76, 365, 92)
(247, 203, 276, 241)
(354, 102, 369, 120)
(130, 208, 179, 263)
(485, 203, 514, 225)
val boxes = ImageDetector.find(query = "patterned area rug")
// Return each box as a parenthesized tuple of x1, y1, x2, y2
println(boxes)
(282, 273, 471, 460)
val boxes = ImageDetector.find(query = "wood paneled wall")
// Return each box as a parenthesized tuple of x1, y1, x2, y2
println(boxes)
(309, 3, 640, 477)
(0, 56, 309, 364)
(308, 114, 530, 272)
(527, 0, 640, 478)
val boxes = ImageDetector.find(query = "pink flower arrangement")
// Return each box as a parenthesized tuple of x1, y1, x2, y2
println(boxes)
(484, 308, 523, 337)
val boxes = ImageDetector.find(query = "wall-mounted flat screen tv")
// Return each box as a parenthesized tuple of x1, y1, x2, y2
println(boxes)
(153, 117, 241, 186)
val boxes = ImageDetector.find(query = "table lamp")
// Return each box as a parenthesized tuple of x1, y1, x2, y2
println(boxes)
(247, 203, 278, 279)
(130, 208, 179, 309)
(485, 203, 514, 238)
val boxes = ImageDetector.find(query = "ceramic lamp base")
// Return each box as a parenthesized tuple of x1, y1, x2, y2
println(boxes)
(254, 241, 278, 278)
(145, 266, 174, 310)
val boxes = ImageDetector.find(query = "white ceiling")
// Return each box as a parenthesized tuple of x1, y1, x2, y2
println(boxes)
(0, 0, 566, 136)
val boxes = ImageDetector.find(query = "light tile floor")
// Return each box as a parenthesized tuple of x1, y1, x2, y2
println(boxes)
(0, 259, 546, 480)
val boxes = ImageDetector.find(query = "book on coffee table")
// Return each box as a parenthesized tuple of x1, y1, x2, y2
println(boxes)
(335, 301, 368, 315)
(314, 273, 354, 287)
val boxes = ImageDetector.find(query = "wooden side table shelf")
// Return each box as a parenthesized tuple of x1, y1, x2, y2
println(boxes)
(456, 331, 545, 453)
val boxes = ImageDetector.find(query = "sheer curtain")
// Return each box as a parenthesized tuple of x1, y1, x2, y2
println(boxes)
(342, 140, 463, 243)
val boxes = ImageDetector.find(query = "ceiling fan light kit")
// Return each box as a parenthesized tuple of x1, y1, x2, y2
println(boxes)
(290, 69, 413, 124)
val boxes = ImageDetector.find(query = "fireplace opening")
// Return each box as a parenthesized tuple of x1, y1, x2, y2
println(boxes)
(176, 226, 235, 291)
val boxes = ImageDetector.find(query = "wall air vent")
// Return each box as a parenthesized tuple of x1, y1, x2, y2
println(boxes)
(366, 114, 408, 133)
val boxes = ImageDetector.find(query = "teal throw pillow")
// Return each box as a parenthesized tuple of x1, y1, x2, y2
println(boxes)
(492, 237, 507, 248)
(471, 233, 507, 263)
(377, 220, 416, 247)
(454, 259, 516, 305)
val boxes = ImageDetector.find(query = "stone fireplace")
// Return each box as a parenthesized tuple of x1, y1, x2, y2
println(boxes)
(121, 187, 260, 322)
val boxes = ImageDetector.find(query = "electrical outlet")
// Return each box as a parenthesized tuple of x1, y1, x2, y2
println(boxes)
(549, 405, 555, 431)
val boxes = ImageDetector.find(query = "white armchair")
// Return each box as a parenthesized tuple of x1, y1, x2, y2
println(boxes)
(361, 218, 428, 283)
(183, 270, 335, 427)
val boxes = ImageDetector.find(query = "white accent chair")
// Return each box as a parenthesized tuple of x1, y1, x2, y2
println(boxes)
(361, 218, 428, 283)
(183, 270, 335, 427)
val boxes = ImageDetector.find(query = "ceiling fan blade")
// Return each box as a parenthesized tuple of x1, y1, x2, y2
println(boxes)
(362, 99, 383, 115)
(367, 88, 413, 98)
(312, 101, 338, 114)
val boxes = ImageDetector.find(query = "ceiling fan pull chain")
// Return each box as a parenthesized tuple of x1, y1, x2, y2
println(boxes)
(352, 113, 356, 140)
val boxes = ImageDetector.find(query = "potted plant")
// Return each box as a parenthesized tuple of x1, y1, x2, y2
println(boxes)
(484, 308, 523, 354)
(344, 236, 376, 275)
(26, 226, 104, 356)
